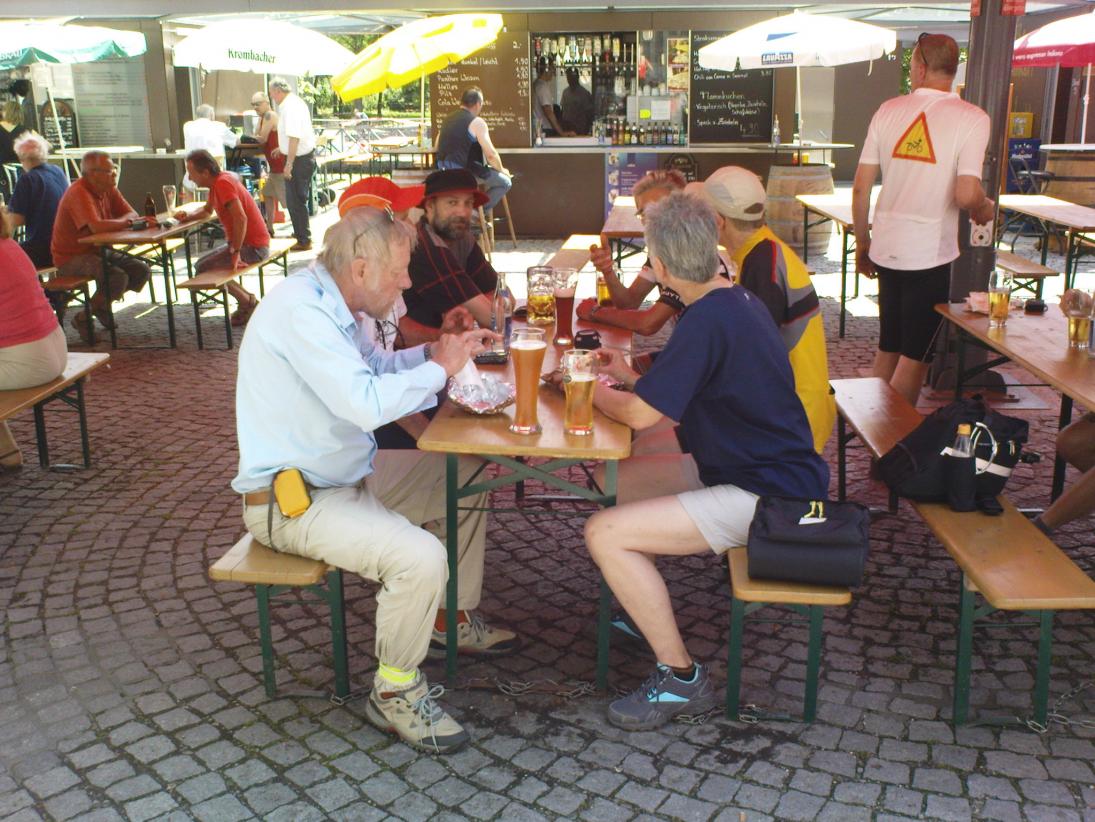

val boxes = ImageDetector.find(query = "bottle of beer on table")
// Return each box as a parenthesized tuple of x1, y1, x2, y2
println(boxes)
(491, 272, 514, 353)
(144, 192, 157, 219)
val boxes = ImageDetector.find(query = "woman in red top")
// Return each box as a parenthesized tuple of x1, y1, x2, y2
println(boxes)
(250, 92, 286, 235)
(0, 209, 68, 470)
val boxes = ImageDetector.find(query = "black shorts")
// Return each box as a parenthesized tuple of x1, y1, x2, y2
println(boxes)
(876, 263, 950, 362)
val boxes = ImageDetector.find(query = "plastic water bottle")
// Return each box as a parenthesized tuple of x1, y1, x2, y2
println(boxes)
(491, 272, 514, 352)
(945, 423, 977, 512)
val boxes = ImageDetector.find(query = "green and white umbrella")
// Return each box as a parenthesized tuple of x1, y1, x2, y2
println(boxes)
(0, 22, 147, 160)
(0, 22, 146, 69)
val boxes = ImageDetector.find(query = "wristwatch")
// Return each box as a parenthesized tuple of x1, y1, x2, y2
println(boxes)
(423, 343, 433, 362)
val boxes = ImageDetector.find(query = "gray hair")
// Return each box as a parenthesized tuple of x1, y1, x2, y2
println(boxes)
(195, 103, 215, 119)
(643, 192, 721, 285)
(14, 131, 50, 165)
(80, 150, 111, 175)
(319, 207, 417, 280)
(269, 78, 291, 94)
(632, 168, 686, 199)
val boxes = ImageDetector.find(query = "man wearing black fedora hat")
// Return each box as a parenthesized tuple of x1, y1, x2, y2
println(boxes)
(402, 169, 499, 341)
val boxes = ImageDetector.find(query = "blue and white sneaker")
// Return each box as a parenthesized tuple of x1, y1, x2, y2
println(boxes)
(607, 663, 718, 730)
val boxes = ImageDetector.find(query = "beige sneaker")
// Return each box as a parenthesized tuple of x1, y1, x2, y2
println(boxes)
(365, 673, 469, 754)
(428, 610, 520, 658)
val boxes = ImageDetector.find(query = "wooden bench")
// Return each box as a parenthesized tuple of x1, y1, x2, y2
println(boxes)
(995, 249, 1058, 299)
(38, 269, 98, 344)
(175, 238, 295, 349)
(545, 234, 600, 272)
(0, 352, 110, 468)
(210, 534, 349, 700)
(832, 376, 1095, 726)
(726, 548, 851, 723)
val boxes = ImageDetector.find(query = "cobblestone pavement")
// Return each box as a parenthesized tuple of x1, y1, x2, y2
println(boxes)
(2, 216, 1095, 822)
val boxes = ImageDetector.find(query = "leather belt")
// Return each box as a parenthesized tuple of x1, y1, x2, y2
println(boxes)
(243, 490, 272, 507)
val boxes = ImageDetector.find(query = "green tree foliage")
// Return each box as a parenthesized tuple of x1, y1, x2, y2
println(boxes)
(300, 32, 428, 118)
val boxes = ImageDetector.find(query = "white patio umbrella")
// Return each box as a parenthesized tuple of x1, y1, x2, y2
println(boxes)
(0, 21, 148, 163)
(698, 11, 897, 136)
(173, 19, 355, 77)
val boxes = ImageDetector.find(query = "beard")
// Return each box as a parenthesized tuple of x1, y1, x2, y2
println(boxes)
(431, 213, 470, 242)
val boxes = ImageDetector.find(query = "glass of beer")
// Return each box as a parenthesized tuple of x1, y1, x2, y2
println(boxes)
(553, 268, 578, 346)
(988, 271, 1012, 330)
(562, 349, 596, 436)
(509, 328, 547, 435)
(1067, 311, 1092, 350)
(526, 266, 555, 326)
(162, 185, 177, 214)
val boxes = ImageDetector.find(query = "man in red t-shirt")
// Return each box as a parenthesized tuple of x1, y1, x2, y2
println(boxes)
(176, 150, 269, 326)
(51, 150, 152, 342)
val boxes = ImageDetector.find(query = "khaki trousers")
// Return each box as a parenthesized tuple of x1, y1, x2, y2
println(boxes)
(242, 450, 487, 671)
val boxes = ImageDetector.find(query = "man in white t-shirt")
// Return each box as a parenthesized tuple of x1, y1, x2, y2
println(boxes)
(268, 77, 316, 251)
(532, 62, 574, 139)
(182, 105, 238, 191)
(852, 33, 995, 406)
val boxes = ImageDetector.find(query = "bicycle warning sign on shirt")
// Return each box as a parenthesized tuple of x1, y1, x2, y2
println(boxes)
(891, 112, 936, 164)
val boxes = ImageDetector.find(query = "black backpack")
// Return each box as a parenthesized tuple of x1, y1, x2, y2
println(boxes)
(877, 395, 1028, 507)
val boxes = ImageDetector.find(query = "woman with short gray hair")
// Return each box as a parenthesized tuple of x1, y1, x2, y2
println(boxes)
(7, 131, 69, 269)
(581, 191, 829, 732)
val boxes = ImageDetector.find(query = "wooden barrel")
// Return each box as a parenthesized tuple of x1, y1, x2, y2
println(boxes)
(1044, 151, 1095, 207)
(766, 164, 834, 258)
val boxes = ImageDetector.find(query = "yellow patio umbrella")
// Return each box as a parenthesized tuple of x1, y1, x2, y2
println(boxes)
(331, 13, 503, 101)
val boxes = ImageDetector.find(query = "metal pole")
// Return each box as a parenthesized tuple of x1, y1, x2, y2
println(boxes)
(1082, 64, 1090, 143)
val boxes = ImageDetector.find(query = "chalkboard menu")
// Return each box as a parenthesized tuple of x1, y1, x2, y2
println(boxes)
(430, 32, 532, 149)
(689, 31, 774, 144)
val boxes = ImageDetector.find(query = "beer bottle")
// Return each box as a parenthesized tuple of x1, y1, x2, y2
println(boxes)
(945, 423, 977, 512)
(144, 192, 157, 219)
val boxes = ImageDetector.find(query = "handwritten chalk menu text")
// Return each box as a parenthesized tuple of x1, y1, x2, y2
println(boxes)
(689, 31, 774, 144)
(430, 32, 532, 148)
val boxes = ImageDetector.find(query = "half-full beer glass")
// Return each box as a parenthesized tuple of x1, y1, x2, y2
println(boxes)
(988, 271, 1011, 330)
(526, 266, 555, 326)
(562, 349, 595, 435)
(510, 328, 547, 434)
(553, 268, 578, 346)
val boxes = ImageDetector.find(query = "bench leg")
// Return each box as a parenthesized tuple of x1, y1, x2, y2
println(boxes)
(32, 401, 49, 468)
(191, 290, 204, 350)
(839, 229, 848, 338)
(726, 596, 746, 720)
(1033, 610, 1053, 728)
(804, 605, 823, 723)
(326, 569, 350, 700)
(222, 288, 233, 350)
(255, 584, 278, 699)
(76, 379, 91, 468)
(952, 577, 975, 726)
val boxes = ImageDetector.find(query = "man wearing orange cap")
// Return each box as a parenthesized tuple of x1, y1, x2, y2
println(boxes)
(403, 169, 499, 339)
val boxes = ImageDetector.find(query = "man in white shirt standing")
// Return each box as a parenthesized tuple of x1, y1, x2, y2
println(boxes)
(268, 77, 316, 252)
(852, 33, 995, 406)
(182, 104, 238, 191)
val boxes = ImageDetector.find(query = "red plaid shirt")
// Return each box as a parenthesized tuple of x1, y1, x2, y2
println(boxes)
(404, 219, 498, 327)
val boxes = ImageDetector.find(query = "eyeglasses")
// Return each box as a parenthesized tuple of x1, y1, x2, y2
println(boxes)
(373, 316, 405, 350)
(916, 32, 932, 50)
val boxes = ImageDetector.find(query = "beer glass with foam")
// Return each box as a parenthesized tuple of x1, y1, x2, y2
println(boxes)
(988, 271, 1011, 330)
(526, 266, 556, 326)
(562, 349, 595, 435)
(510, 328, 547, 434)
(553, 268, 578, 346)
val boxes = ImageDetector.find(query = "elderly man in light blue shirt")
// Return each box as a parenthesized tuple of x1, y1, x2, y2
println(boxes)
(231, 206, 510, 754)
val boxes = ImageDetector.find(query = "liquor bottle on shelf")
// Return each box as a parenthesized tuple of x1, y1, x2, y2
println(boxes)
(612, 36, 621, 62)
(772, 115, 781, 147)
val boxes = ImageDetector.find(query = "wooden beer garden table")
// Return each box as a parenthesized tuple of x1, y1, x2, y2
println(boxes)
(936, 302, 1095, 500)
(79, 204, 215, 349)
(418, 315, 633, 687)
(796, 191, 876, 339)
(600, 195, 644, 268)
(998, 194, 1095, 287)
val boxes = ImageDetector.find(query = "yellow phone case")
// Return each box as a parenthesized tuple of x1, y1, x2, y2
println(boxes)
(273, 469, 311, 518)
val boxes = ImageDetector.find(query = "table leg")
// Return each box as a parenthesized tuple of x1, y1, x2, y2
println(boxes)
(445, 454, 459, 685)
(955, 329, 967, 400)
(1051, 395, 1073, 501)
(160, 240, 176, 349)
(839, 229, 848, 339)
(802, 206, 809, 264)
(1065, 230, 1076, 290)
(596, 459, 618, 690)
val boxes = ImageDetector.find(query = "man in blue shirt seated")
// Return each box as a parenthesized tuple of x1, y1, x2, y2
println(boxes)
(582, 192, 829, 731)
(7, 132, 68, 269)
(232, 206, 516, 754)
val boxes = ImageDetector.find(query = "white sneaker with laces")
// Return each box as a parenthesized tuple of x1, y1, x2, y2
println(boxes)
(365, 672, 469, 754)
(428, 610, 521, 657)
